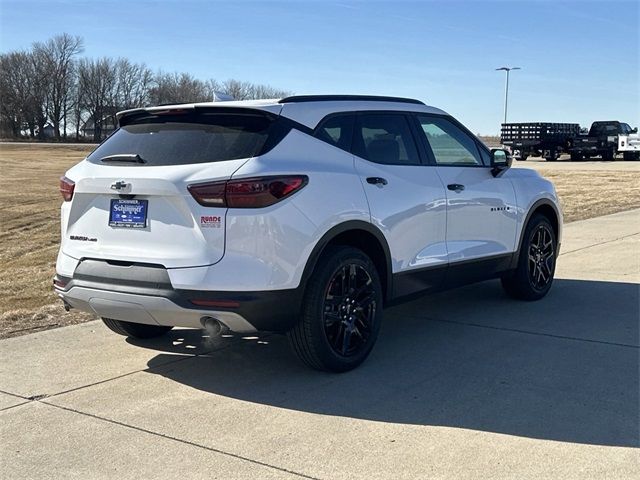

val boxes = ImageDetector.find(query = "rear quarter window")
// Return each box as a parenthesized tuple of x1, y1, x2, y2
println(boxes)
(87, 111, 283, 166)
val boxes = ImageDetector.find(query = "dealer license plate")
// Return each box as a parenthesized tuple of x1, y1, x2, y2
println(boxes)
(109, 199, 148, 228)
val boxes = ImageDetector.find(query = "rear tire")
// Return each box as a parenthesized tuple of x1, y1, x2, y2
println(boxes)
(102, 318, 173, 339)
(287, 246, 383, 372)
(501, 215, 557, 301)
(623, 152, 639, 161)
(602, 148, 616, 161)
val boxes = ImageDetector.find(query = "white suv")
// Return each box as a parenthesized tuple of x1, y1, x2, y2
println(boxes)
(54, 95, 562, 372)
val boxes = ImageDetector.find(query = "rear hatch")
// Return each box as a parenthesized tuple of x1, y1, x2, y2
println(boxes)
(62, 107, 282, 268)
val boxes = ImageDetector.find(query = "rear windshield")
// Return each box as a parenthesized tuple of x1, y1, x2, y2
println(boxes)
(87, 110, 280, 166)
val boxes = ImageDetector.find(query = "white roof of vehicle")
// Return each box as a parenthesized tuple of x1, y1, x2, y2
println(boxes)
(116, 96, 448, 129)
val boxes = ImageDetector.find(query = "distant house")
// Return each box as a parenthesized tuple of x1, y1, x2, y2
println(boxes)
(41, 123, 56, 139)
(81, 115, 117, 140)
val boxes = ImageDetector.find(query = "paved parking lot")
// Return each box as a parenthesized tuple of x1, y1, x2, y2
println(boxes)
(1, 209, 638, 479)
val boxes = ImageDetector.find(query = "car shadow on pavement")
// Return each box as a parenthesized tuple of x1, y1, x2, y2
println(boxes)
(137, 278, 639, 448)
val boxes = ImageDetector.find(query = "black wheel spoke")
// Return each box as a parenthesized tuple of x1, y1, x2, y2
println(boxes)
(324, 295, 343, 310)
(324, 312, 342, 327)
(351, 278, 372, 300)
(341, 327, 352, 355)
(340, 266, 348, 296)
(542, 257, 553, 278)
(347, 264, 357, 292)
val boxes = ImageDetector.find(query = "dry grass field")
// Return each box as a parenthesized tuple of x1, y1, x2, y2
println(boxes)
(536, 169, 640, 222)
(0, 144, 95, 338)
(1, 143, 639, 338)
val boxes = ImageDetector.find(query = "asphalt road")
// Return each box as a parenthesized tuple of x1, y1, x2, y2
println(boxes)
(1, 209, 638, 479)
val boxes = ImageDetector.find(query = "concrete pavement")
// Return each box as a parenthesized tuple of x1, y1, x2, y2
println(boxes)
(1, 209, 639, 479)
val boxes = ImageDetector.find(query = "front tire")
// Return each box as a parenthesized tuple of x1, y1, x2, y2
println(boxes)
(502, 215, 557, 301)
(287, 246, 383, 372)
(102, 318, 173, 339)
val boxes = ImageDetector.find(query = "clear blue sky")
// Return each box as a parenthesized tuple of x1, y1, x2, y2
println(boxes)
(1, 0, 638, 134)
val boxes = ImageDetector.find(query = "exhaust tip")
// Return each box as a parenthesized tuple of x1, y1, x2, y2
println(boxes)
(200, 316, 223, 336)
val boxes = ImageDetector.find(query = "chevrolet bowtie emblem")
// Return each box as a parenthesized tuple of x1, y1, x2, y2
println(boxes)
(110, 181, 130, 191)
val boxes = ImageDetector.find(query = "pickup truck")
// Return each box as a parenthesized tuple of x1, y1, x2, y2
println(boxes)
(569, 121, 639, 161)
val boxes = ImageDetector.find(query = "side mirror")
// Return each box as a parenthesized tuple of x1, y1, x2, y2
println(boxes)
(490, 149, 512, 177)
(632, 127, 638, 134)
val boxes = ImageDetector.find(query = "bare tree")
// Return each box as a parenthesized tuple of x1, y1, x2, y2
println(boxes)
(113, 58, 153, 110)
(221, 79, 290, 100)
(149, 71, 211, 105)
(0, 52, 32, 136)
(0, 33, 292, 141)
(68, 70, 86, 140)
(78, 57, 117, 141)
(32, 33, 84, 139)
(221, 79, 253, 100)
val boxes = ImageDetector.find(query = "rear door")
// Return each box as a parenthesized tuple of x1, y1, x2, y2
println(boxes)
(414, 114, 518, 263)
(62, 109, 278, 268)
(349, 112, 448, 295)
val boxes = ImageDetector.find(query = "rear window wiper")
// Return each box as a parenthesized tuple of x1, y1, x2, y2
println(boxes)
(100, 154, 147, 164)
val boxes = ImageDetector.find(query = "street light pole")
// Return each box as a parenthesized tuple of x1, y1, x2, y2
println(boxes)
(496, 66, 521, 125)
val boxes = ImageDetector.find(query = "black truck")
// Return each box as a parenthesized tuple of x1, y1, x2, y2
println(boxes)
(501, 120, 639, 161)
(569, 121, 638, 161)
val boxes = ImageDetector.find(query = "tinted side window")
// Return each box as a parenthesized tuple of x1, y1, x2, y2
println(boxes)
(417, 116, 482, 166)
(354, 113, 420, 165)
(314, 114, 354, 152)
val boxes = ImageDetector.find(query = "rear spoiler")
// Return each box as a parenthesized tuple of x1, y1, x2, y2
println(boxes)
(116, 101, 283, 127)
(116, 104, 197, 124)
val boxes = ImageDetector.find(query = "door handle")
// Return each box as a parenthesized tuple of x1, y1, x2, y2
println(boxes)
(447, 183, 465, 192)
(366, 177, 388, 186)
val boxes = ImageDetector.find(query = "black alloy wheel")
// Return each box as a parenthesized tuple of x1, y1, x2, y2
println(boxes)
(323, 263, 377, 357)
(287, 246, 383, 372)
(527, 224, 555, 292)
(501, 214, 557, 301)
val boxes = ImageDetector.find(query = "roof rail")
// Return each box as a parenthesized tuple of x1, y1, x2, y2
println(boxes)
(278, 95, 425, 105)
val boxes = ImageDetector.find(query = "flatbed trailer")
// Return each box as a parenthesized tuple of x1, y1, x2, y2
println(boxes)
(501, 123, 580, 161)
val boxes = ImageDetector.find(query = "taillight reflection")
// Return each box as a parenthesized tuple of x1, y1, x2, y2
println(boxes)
(188, 175, 308, 208)
(60, 176, 75, 202)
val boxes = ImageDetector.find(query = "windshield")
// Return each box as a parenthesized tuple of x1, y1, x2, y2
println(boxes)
(87, 111, 278, 166)
(590, 123, 619, 136)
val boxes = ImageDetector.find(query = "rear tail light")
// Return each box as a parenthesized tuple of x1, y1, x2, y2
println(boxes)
(53, 275, 70, 289)
(188, 175, 308, 208)
(60, 176, 75, 201)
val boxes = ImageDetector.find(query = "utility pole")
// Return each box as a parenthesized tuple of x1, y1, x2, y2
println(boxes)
(496, 66, 521, 125)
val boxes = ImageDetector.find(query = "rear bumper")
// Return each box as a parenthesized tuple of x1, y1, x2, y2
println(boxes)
(53, 259, 302, 333)
(56, 284, 257, 332)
